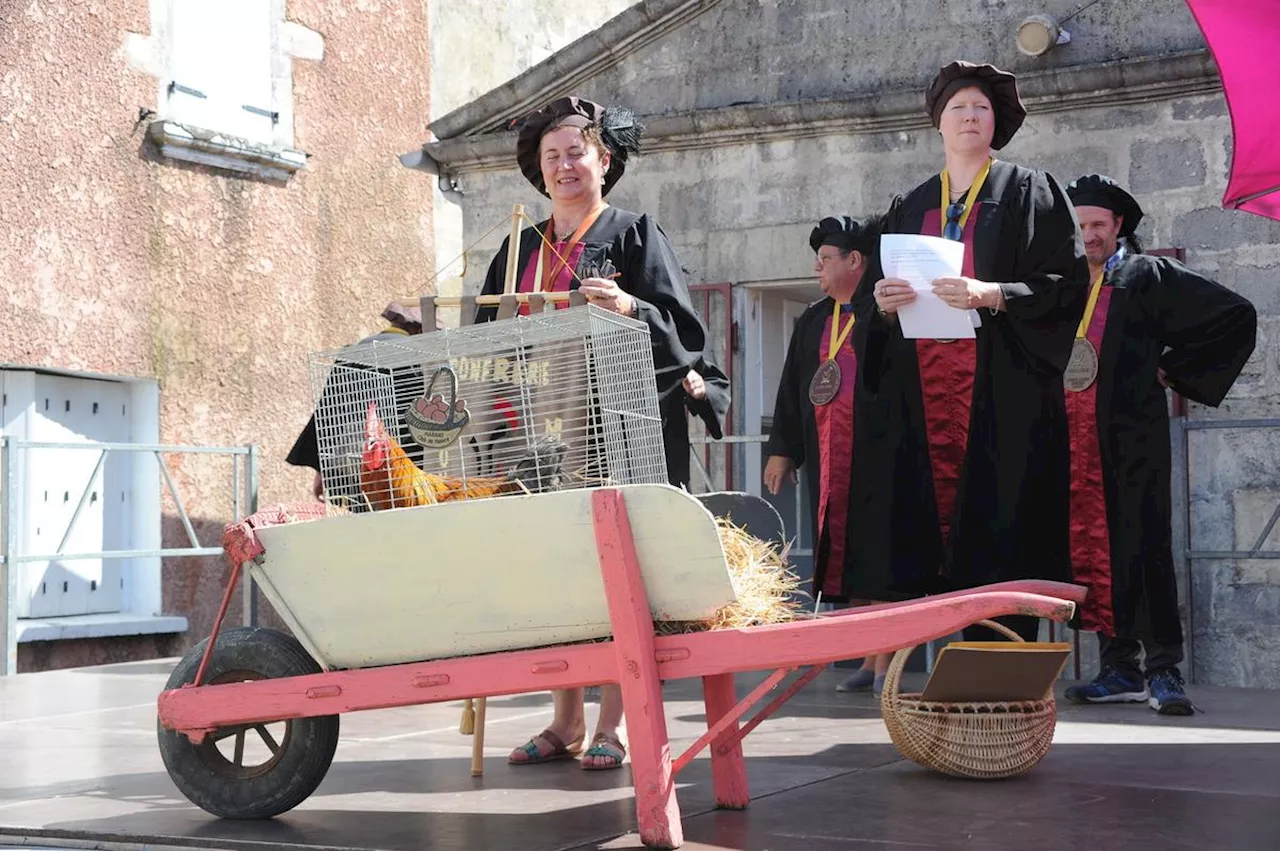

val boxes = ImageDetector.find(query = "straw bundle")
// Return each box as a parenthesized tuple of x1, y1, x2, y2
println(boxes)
(657, 519, 809, 634)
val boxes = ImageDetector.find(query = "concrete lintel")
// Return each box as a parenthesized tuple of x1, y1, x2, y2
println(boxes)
(17, 613, 188, 643)
(147, 120, 307, 182)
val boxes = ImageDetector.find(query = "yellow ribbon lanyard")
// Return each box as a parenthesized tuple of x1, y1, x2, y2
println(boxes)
(1076, 271, 1106, 338)
(939, 158, 994, 236)
(532, 203, 607, 294)
(827, 300, 856, 362)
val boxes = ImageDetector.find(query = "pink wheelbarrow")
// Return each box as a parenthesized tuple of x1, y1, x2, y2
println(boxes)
(156, 484, 1084, 849)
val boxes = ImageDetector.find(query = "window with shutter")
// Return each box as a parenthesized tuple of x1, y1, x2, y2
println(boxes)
(122, 0, 323, 180)
(167, 0, 277, 146)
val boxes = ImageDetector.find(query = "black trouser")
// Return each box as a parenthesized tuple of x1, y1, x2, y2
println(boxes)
(1098, 632, 1184, 679)
(961, 614, 1042, 644)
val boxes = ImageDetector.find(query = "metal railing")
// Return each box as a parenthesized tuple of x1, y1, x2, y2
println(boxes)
(696, 416, 1280, 684)
(0, 437, 259, 676)
(1173, 415, 1280, 683)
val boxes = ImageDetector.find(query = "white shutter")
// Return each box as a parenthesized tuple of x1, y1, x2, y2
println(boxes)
(14, 375, 130, 617)
(168, 0, 276, 145)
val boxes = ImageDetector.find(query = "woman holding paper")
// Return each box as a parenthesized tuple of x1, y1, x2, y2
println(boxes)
(858, 61, 1088, 642)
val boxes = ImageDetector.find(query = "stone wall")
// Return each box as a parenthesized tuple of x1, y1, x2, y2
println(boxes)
(430, 1, 1280, 686)
(425, 0, 639, 309)
(428, 0, 637, 120)
(571, 0, 1207, 117)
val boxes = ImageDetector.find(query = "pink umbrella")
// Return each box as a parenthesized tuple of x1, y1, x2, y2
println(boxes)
(1186, 0, 1280, 221)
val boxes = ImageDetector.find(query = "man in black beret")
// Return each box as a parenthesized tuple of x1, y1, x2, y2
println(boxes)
(764, 214, 892, 693)
(1062, 174, 1257, 715)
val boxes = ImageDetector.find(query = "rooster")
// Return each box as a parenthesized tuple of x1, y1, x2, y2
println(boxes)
(359, 401, 568, 511)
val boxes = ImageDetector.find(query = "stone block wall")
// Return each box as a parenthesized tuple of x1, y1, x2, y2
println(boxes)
(450, 88, 1280, 686)
(435, 0, 1279, 687)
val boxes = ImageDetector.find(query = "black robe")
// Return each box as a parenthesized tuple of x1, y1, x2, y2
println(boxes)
(662, 353, 731, 489)
(1070, 253, 1256, 644)
(764, 299, 888, 601)
(476, 206, 729, 487)
(856, 159, 1089, 598)
(286, 327, 424, 508)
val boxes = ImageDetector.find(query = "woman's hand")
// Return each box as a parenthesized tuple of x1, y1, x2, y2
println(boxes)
(873, 278, 916, 316)
(682, 370, 706, 400)
(763, 455, 797, 495)
(931, 276, 1005, 311)
(578, 276, 636, 316)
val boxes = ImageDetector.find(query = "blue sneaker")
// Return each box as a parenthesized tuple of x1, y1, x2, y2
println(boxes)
(1064, 668, 1149, 704)
(1147, 668, 1195, 716)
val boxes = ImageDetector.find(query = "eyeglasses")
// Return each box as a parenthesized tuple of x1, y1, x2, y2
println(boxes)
(815, 251, 849, 265)
(943, 201, 966, 241)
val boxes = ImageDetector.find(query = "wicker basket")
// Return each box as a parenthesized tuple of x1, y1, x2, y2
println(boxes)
(881, 619, 1058, 780)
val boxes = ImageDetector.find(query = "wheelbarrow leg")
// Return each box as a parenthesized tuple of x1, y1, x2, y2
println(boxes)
(460, 698, 476, 734)
(593, 490, 682, 848)
(470, 697, 487, 777)
(702, 673, 749, 808)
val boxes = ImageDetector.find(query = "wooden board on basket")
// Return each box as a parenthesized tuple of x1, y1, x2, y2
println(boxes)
(920, 642, 1071, 703)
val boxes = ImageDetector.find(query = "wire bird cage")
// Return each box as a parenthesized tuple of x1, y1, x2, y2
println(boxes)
(309, 304, 667, 514)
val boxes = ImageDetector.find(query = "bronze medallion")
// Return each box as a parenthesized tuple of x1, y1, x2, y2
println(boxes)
(1064, 337, 1099, 393)
(809, 359, 843, 406)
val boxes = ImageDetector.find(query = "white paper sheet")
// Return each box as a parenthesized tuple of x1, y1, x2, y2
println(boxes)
(879, 234, 977, 339)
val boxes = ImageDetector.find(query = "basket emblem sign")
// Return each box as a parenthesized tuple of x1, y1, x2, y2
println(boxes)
(404, 366, 471, 450)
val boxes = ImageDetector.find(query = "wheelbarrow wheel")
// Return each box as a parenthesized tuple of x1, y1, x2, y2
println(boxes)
(157, 626, 340, 819)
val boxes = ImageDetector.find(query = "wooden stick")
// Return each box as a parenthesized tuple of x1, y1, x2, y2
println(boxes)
(470, 696, 488, 777)
(419, 295, 438, 336)
(495, 294, 520, 321)
(459, 294, 478, 326)
(502, 204, 524, 295)
(425, 292, 576, 307)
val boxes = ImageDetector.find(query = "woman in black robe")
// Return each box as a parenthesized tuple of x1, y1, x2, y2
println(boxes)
(476, 96, 728, 770)
(474, 99, 728, 488)
(863, 61, 1089, 642)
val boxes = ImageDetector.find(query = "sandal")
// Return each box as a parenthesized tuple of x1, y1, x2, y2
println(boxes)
(508, 728, 584, 765)
(581, 731, 626, 771)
